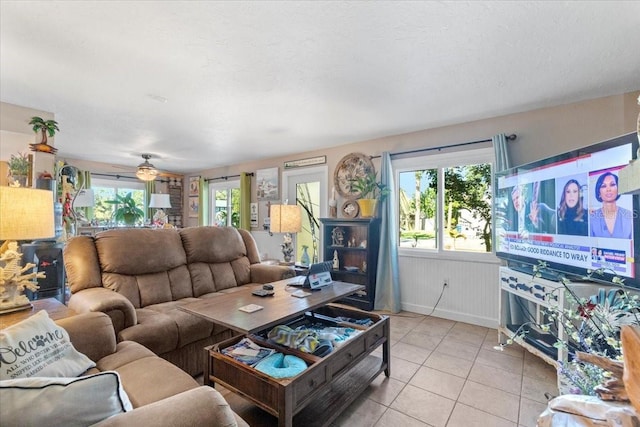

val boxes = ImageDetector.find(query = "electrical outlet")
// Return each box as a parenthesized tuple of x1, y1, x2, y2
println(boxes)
(443, 278, 450, 287)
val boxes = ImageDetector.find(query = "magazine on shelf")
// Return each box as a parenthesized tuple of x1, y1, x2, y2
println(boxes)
(221, 337, 275, 366)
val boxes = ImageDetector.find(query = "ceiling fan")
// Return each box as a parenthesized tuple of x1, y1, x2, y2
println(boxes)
(136, 154, 158, 181)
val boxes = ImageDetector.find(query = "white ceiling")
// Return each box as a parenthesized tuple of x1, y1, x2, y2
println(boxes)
(1, 1, 639, 174)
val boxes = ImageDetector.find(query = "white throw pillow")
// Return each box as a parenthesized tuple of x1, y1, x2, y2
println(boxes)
(0, 371, 133, 427)
(0, 310, 95, 380)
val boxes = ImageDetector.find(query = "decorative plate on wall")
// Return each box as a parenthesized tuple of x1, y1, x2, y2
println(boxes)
(333, 152, 375, 199)
(341, 200, 359, 218)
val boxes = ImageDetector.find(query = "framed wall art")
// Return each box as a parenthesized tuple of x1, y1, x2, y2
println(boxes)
(188, 196, 199, 218)
(189, 176, 200, 196)
(256, 167, 279, 201)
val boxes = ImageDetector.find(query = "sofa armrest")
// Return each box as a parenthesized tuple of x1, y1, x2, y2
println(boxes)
(55, 312, 117, 362)
(250, 263, 295, 283)
(92, 386, 248, 427)
(69, 288, 137, 335)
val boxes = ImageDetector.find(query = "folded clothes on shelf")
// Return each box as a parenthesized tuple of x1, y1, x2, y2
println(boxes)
(267, 323, 363, 356)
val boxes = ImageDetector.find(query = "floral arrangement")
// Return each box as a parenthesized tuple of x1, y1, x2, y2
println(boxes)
(504, 261, 640, 396)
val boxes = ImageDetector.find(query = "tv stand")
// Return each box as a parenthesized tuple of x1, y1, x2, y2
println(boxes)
(498, 267, 613, 374)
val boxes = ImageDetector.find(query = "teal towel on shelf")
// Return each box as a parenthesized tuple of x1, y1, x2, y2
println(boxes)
(254, 353, 307, 379)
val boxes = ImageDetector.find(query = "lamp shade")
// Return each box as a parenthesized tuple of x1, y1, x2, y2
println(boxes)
(270, 205, 302, 233)
(149, 193, 172, 208)
(73, 189, 95, 208)
(0, 187, 55, 240)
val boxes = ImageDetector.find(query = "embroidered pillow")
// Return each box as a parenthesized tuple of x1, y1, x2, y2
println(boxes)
(0, 310, 95, 380)
(0, 371, 132, 426)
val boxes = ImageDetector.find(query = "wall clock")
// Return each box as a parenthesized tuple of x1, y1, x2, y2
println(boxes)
(333, 152, 375, 198)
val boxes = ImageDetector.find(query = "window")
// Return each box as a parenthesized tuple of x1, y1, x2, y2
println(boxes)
(394, 147, 494, 254)
(91, 178, 146, 225)
(210, 181, 240, 227)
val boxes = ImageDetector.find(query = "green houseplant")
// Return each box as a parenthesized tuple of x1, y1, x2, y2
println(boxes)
(105, 192, 144, 225)
(350, 172, 389, 217)
(7, 152, 30, 186)
(28, 116, 59, 153)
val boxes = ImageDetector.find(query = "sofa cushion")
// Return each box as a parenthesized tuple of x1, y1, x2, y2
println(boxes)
(112, 356, 198, 407)
(0, 311, 95, 380)
(117, 309, 178, 354)
(64, 235, 103, 293)
(145, 300, 214, 347)
(96, 341, 157, 372)
(96, 229, 187, 276)
(92, 386, 243, 427)
(0, 371, 132, 427)
(180, 226, 247, 263)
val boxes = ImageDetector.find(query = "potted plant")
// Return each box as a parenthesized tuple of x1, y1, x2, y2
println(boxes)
(7, 152, 30, 186)
(28, 116, 59, 154)
(350, 172, 389, 217)
(105, 192, 144, 226)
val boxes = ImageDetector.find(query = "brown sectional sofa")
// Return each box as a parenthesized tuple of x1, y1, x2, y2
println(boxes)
(64, 226, 294, 376)
(57, 311, 247, 426)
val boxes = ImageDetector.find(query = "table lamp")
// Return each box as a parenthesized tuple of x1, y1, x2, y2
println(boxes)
(149, 193, 172, 225)
(0, 187, 55, 313)
(270, 204, 302, 263)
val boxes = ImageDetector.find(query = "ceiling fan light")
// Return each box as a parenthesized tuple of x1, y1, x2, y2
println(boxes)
(136, 154, 158, 181)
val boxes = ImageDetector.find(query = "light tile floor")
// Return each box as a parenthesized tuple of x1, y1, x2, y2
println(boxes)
(202, 311, 558, 427)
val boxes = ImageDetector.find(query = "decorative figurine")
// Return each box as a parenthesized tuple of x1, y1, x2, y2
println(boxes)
(333, 250, 339, 270)
(331, 227, 345, 246)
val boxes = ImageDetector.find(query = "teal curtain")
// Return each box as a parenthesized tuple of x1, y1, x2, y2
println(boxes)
(239, 172, 251, 230)
(374, 152, 401, 312)
(198, 177, 209, 226)
(493, 133, 510, 171)
(145, 181, 156, 220)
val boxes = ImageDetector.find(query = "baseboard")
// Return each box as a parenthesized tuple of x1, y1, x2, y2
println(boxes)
(400, 302, 498, 329)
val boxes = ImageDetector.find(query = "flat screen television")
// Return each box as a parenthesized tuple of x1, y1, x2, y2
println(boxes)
(495, 132, 639, 288)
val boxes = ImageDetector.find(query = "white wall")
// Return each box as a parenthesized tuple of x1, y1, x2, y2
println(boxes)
(5, 93, 636, 326)
(206, 91, 638, 326)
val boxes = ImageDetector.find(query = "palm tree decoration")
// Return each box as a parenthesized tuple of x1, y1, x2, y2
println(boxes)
(28, 116, 59, 153)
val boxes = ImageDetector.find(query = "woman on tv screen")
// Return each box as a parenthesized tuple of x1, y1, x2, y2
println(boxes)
(557, 179, 588, 236)
(589, 171, 633, 239)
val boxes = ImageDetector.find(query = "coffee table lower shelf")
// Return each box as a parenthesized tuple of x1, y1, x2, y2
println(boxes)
(292, 354, 386, 426)
(205, 307, 390, 427)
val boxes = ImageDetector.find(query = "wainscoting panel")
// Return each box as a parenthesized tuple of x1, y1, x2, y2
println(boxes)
(398, 256, 501, 328)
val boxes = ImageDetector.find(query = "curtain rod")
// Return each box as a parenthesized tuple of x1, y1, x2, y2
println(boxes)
(91, 172, 169, 183)
(205, 172, 254, 182)
(370, 134, 517, 159)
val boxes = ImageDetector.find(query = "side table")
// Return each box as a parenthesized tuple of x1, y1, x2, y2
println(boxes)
(0, 298, 76, 329)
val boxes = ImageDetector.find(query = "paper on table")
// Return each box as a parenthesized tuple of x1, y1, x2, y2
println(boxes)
(239, 304, 263, 313)
(292, 290, 312, 298)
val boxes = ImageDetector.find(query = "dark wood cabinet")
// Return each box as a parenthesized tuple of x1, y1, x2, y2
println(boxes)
(320, 218, 380, 310)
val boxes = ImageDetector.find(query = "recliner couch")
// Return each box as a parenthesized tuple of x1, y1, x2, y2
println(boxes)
(57, 311, 248, 426)
(64, 226, 294, 375)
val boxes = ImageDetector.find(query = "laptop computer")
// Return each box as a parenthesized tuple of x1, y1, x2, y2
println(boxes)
(287, 261, 333, 290)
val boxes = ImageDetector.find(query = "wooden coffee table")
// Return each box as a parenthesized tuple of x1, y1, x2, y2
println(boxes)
(0, 298, 76, 329)
(179, 280, 365, 334)
(180, 279, 390, 427)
